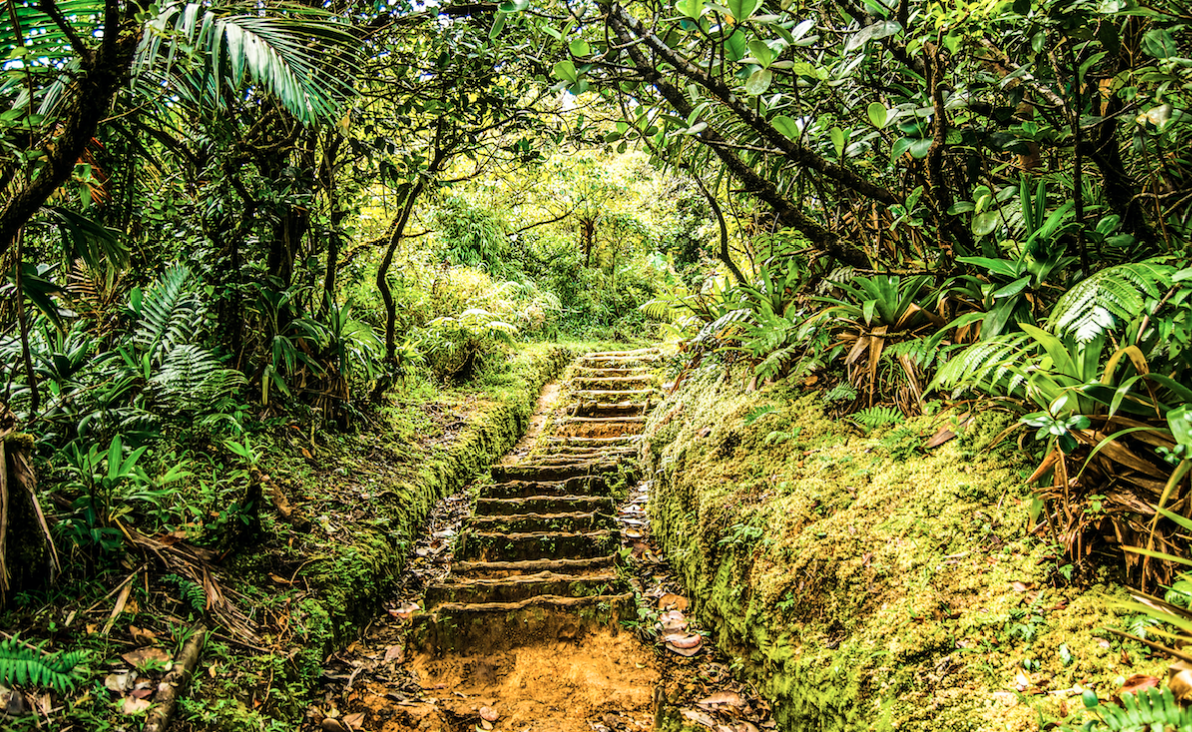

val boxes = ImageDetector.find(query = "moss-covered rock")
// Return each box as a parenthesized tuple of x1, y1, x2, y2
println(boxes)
(641, 365, 1162, 732)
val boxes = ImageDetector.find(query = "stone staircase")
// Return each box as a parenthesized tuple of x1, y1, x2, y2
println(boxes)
(410, 348, 662, 655)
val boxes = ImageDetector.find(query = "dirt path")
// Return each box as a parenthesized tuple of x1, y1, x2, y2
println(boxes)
(312, 349, 776, 732)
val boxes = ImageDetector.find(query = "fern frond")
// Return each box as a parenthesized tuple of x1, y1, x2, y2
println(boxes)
(134, 266, 206, 364)
(148, 345, 246, 412)
(0, 637, 90, 694)
(1049, 260, 1174, 343)
(162, 573, 208, 613)
(852, 406, 904, 430)
(929, 333, 1030, 397)
(695, 308, 753, 343)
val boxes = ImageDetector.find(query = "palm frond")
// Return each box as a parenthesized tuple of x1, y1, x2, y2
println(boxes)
(138, 2, 360, 125)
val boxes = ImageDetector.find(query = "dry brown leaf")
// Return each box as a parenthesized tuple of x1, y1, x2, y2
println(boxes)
(342, 712, 365, 729)
(129, 626, 157, 645)
(680, 708, 717, 727)
(1119, 674, 1160, 697)
(698, 691, 745, 708)
(1011, 581, 1034, 593)
(388, 602, 419, 621)
(659, 593, 689, 612)
(120, 696, 152, 715)
(480, 706, 499, 721)
(1168, 661, 1192, 702)
(269, 573, 292, 585)
(104, 672, 134, 693)
(383, 645, 404, 664)
(121, 647, 172, 670)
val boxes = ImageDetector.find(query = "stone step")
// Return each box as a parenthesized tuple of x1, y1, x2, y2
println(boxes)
(458, 530, 618, 562)
(482, 476, 609, 499)
(529, 454, 631, 467)
(569, 389, 658, 400)
(409, 593, 635, 655)
(424, 572, 620, 607)
(580, 348, 660, 358)
(571, 370, 655, 381)
(546, 435, 638, 446)
(535, 447, 637, 460)
(470, 510, 615, 533)
(573, 401, 649, 418)
(491, 462, 618, 482)
(475, 495, 616, 517)
(452, 556, 616, 579)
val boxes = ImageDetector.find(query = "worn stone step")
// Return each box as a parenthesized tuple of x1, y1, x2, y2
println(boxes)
(536, 447, 637, 460)
(529, 454, 631, 468)
(580, 348, 660, 358)
(409, 593, 635, 655)
(482, 476, 609, 499)
(476, 495, 616, 516)
(424, 572, 621, 607)
(570, 389, 657, 400)
(546, 435, 637, 446)
(452, 556, 616, 579)
(491, 462, 619, 482)
(459, 530, 618, 562)
(470, 510, 615, 533)
(573, 401, 649, 418)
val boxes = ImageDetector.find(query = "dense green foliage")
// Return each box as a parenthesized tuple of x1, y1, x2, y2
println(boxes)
(0, 0, 1190, 727)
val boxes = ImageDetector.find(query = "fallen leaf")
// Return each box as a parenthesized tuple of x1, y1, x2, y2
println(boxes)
(664, 633, 703, 656)
(104, 672, 134, 693)
(130, 687, 155, 700)
(659, 610, 687, 633)
(659, 593, 689, 612)
(320, 718, 349, 732)
(269, 573, 292, 585)
(680, 707, 717, 727)
(480, 706, 499, 721)
(480, 721, 493, 731)
(120, 696, 152, 715)
(121, 647, 172, 671)
(342, 712, 365, 729)
(1119, 674, 1160, 697)
(129, 626, 157, 645)
(383, 645, 404, 664)
(698, 691, 745, 708)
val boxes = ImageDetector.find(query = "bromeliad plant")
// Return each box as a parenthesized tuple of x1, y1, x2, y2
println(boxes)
(813, 274, 945, 409)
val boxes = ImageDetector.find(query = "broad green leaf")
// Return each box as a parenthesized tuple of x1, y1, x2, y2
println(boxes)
(972, 211, 1000, 237)
(745, 68, 772, 95)
(866, 102, 888, 128)
(678, 0, 707, 18)
(569, 40, 591, 56)
(890, 137, 913, 159)
(728, 0, 761, 20)
(553, 60, 578, 83)
(908, 137, 932, 158)
(946, 202, 975, 214)
(771, 114, 799, 139)
(1141, 28, 1177, 58)
(830, 126, 847, 157)
(747, 40, 775, 66)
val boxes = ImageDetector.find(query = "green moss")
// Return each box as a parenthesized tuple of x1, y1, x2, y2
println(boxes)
(642, 364, 1164, 732)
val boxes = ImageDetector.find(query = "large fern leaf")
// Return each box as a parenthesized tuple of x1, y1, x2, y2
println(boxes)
(147, 344, 246, 412)
(133, 266, 205, 364)
(928, 333, 1030, 397)
(1049, 260, 1174, 343)
(0, 637, 90, 694)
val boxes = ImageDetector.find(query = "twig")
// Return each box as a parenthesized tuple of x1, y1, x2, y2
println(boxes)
(143, 624, 207, 732)
(102, 580, 134, 636)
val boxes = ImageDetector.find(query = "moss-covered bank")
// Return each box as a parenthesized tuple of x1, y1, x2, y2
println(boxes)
(642, 365, 1162, 732)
